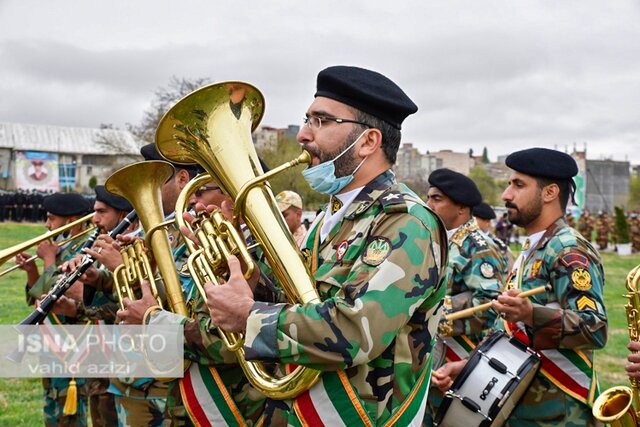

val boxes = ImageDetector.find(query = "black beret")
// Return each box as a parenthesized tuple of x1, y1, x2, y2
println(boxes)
(505, 148, 578, 179)
(94, 185, 133, 212)
(473, 202, 496, 220)
(140, 143, 201, 174)
(315, 65, 418, 130)
(42, 192, 91, 217)
(428, 168, 482, 207)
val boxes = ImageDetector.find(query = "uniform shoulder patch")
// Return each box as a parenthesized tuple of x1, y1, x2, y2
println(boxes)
(571, 267, 592, 291)
(480, 261, 495, 279)
(361, 236, 392, 266)
(560, 252, 589, 269)
(379, 188, 407, 214)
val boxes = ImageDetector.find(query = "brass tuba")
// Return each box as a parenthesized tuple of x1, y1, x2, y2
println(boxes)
(156, 81, 321, 399)
(105, 160, 189, 317)
(593, 264, 640, 426)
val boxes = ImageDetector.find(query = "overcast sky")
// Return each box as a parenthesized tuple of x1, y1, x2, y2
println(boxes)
(1, 0, 639, 164)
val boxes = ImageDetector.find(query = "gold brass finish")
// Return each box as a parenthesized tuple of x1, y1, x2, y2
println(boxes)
(593, 264, 640, 426)
(106, 161, 189, 317)
(0, 213, 95, 275)
(158, 81, 321, 399)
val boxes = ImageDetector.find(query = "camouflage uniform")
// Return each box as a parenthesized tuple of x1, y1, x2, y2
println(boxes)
(499, 218, 607, 426)
(577, 211, 594, 242)
(594, 213, 612, 250)
(426, 219, 509, 423)
(630, 214, 640, 253)
(565, 213, 575, 228)
(26, 233, 90, 427)
(148, 236, 275, 426)
(108, 224, 184, 427)
(440, 219, 509, 342)
(243, 171, 448, 425)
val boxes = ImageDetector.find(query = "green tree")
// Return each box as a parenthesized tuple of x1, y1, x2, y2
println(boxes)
(469, 165, 499, 205)
(88, 176, 98, 190)
(614, 206, 630, 243)
(482, 147, 489, 163)
(629, 174, 640, 211)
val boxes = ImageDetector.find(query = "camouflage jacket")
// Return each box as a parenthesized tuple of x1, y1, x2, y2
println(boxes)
(498, 218, 607, 422)
(243, 170, 448, 424)
(27, 231, 90, 305)
(507, 218, 607, 350)
(443, 219, 509, 341)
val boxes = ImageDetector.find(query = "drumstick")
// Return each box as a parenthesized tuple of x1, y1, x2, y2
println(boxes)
(443, 285, 551, 322)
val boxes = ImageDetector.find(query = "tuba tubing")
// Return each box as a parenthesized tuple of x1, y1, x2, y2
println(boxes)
(157, 81, 321, 399)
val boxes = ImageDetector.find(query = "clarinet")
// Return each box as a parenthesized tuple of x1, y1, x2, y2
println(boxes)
(19, 210, 138, 326)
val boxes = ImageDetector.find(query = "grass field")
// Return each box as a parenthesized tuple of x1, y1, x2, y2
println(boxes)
(0, 222, 638, 425)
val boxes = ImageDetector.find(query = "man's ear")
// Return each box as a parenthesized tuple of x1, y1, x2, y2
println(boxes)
(177, 169, 191, 190)
(543, 183, 560, 203)
(358, 129, 383, 158)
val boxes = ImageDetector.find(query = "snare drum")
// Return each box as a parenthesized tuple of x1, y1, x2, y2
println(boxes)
(434, 330, 540, 427)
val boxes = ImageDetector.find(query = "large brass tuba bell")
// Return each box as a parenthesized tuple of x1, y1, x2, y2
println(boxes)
(105, 160, 189, 317)
(593, 264, 640, 426)
(156, 81, 321, 399)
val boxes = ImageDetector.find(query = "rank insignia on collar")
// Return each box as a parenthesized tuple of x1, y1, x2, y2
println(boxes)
(336, 240, 349, 261)
(576, 295, 597, 311)
(362, 236, 391, 266)
(179, 262, 190, 277)
(300, 248, 312, 267)
(480, 262, 495, 279)
(530, 259, 543, 278)
(331, 197, 343, 214)
(571, 267, 592, 291)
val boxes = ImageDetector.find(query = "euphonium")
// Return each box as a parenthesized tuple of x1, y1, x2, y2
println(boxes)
(593, 264, 640, 426)
(156, 81, 321, 399)
(105, 160, 189, 317)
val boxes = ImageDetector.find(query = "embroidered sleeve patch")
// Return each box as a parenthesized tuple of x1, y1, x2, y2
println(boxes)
(530, 259, 543, 278)
(361, 237, 392, 266)
(571, 268, 592, 291)
(560, 253, 589, 269)
(576, 295, 597, 311)
(480, 262, 495, 279)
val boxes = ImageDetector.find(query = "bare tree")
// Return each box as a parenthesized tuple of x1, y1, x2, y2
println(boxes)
(128, 76, 211, 143)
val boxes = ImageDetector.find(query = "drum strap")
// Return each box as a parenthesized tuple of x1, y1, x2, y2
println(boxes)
(293, 354, 432, 427)
(179, 362, 249, 427)
(505, 321, 597, 406)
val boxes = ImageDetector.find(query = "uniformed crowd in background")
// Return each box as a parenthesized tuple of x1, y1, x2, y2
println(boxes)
(0, 189, 95, 223)
(0, 65, 630, 427)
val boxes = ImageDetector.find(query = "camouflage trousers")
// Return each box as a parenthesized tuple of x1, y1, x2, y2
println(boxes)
(504, 376, 601, 427)
(42, 378, 88, 427)
(115, 395, 166, 427)
(87, 378, 118, 427)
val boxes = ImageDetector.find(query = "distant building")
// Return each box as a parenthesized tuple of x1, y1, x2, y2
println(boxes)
(585, 158, 630, 213)
(431, 150, 474, 175)
(253, 126, 280, 151)
(0, 122, 142, 192)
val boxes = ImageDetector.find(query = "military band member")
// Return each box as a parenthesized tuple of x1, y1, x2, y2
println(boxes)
(275, 190, 307, 248)
(433, 147, 607, 426)
(55, 185, 135, 427)
(424, 170, 508, 422)
(196, 65, 447, 426)
(15, 192, 92, 427)
(473, 202, 515, 270)
(577, 209, 595, 242)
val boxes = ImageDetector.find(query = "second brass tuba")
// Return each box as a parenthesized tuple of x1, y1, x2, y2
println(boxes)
(156, 81, 320, 399)
(105, 160, 189, 317)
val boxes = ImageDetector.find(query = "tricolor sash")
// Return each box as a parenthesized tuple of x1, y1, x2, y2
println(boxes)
(293, 355, 432, 427)
(505, 321, 598, 406)
(179, 362, 247, 427)
(442, 335, 475, 362)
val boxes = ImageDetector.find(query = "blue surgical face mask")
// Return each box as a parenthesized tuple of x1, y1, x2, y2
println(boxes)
(302, 130, 368, 195)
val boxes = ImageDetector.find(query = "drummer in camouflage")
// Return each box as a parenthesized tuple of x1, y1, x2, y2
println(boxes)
(433, 147, 607, 426)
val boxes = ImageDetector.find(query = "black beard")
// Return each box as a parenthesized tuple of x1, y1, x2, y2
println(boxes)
(319, 130, 361, 178)
(507, 197, 542, 227)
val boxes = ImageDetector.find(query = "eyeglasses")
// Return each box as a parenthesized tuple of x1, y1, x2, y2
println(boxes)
(303, 114, 371, 130)
(194, 186, 221, 197)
